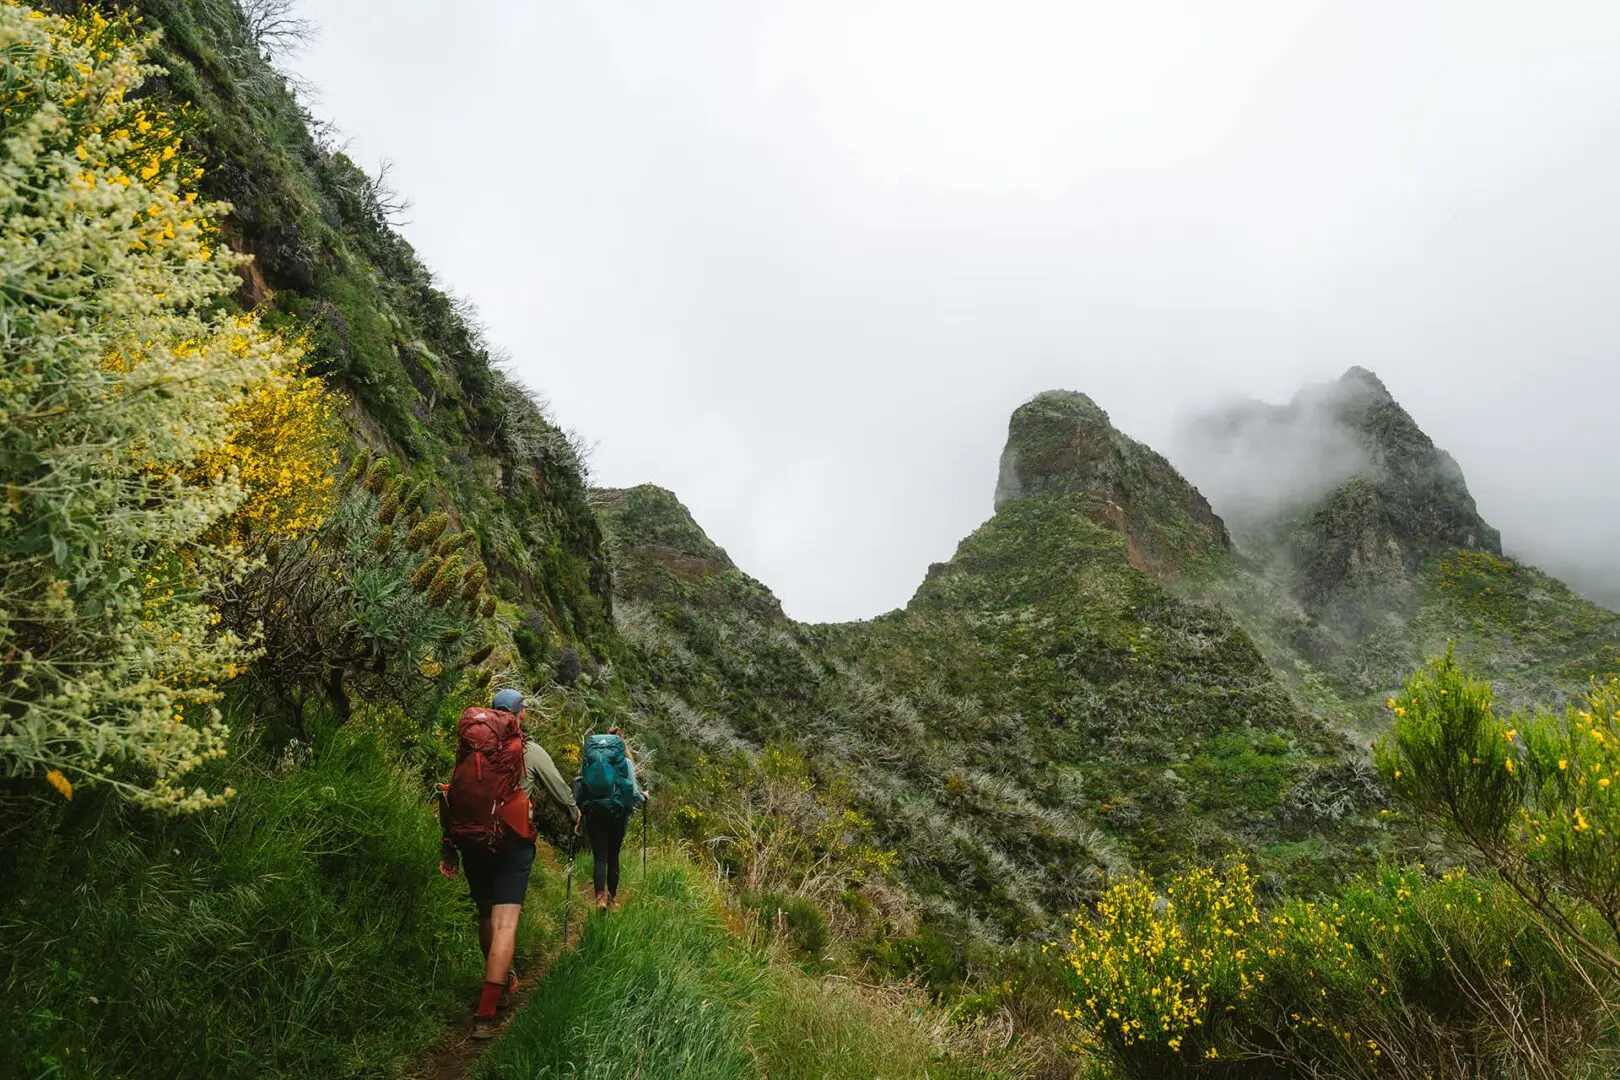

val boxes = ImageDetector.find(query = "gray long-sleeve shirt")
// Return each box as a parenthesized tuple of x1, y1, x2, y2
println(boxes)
(523, 739, 579, 822)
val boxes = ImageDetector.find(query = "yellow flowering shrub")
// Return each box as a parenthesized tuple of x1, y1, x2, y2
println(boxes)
(1380, 654, 1620, 975)
(1518, 680, 1620, 928)
(1053, 863, 1262, 1065)
(1376, 650, 1522, 848)
(0, 4, 324, 810)
(196, 344, 339, 544)
(1055, 861, 1595, 1078)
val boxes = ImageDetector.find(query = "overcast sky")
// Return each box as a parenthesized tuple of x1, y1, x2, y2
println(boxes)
(288, 0, 1620, 621)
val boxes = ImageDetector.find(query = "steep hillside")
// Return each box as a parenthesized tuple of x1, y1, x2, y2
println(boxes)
(1173, 367, 1620, 723)
(141, 0, 616, 667)
(1, 5, 626, 1078)
(7, 3, 1619, 1077)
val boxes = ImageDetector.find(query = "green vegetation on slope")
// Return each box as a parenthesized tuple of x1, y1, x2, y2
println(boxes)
(0, 716, 536, 1080)
(476, 855, 957, 1080)
(0, 3, 617, 1077)
(6, 2, 1618, 1077)
(602, 484, 1387, 958)
(834, 494, 1378, 898)
(1172, 368, 1619, 730)
(141, 0, 616, 660)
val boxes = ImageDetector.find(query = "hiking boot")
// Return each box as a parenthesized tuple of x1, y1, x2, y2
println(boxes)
(470, 1011, 512, 1040)
(609, 894, 621, 912)
(595, 891, 608, 914)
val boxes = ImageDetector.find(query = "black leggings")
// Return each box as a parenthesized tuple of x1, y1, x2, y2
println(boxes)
(585, 809, 630, 896)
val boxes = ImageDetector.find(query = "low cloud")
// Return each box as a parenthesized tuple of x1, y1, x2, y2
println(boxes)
(1168, 376, 1371, 540)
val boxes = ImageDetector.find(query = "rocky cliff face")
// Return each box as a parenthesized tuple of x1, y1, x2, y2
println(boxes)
(1292, 368, 1500, 608)
(993, 391, 1230, 581)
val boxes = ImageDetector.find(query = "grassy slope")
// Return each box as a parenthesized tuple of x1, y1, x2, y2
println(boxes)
(139, 0, 615, 655)
(9, 4, 1613, 1077)
(0, 717, 539, 1080)
(828, 495, 1379, 897)
(476, 855, 955, 1080)
(1, 3, 611, 1076)
(0, 15, 984, 1078)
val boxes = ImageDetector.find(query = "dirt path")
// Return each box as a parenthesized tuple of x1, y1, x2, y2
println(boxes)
(406, 851, 601, 1080)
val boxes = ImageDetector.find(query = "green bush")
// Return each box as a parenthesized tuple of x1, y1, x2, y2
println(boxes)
(748, 891, 831, 960)
(1379, 653, 1620, 976)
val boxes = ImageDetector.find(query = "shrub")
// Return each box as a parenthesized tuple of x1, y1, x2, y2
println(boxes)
(1054, 861, 1611, 1078)
(555, 646, 583, 686)
(1379, 653, 1620, 977)
(0, 5, 321, 809)
(750, 891, 830, 959)
(195, 354, 340, 545)
(221, 477, 479, 729)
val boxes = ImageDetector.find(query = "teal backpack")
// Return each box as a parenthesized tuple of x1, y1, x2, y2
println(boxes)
(576, 733, 636, 813)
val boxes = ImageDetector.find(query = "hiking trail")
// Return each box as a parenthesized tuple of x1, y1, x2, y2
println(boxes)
(406, 850, 602, 1080)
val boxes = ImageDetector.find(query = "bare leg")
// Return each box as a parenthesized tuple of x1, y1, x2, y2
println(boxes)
(484, 903, 521, 985)
(478, 911, 494, 961)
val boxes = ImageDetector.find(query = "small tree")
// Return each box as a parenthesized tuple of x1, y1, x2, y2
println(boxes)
(1378, 652, 1620, 976)
(237, 0, 316, 58)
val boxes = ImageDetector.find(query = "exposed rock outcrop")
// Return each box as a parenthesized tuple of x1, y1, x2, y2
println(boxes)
(993, 390, 1230, 580)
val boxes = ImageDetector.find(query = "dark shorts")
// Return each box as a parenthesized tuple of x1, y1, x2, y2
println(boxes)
(459, 840, 536, 910)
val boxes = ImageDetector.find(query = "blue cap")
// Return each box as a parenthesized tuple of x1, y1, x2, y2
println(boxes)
(492, 688, 524, 713)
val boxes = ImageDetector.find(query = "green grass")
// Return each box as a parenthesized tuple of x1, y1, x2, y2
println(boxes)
(476, 854, 950, 1080)
(0, 719, 536, 1080)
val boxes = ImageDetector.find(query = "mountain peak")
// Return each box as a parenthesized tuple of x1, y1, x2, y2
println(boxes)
(1173, 370, 1501, 611)
(993, 390, 1230, 579)
(1338, 365, 1391, 396)
(992, 391, 1121, 510)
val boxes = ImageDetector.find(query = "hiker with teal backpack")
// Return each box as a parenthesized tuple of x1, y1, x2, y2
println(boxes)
(571, 725, 646, 913)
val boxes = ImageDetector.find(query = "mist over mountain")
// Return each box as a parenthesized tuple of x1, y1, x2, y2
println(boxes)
(1169, 366, 1618, 615)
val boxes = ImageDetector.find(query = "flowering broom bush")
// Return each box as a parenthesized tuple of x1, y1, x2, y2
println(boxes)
(1055, 860, 1605, 1078)
(0, 4, 329, 809)
(1379, 651, 1620, 976)
(198, 345, 338, 545)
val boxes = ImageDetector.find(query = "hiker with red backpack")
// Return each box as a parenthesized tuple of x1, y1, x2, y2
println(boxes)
(571, 724, 646, 914)
(437, 688, 577, 1038)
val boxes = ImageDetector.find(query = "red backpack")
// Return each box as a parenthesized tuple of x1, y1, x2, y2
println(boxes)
(443, 706, 535, 852)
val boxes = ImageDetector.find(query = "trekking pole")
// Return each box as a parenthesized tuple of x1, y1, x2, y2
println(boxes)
(562, 834, 576, 948)
(641, 798, 648, 879)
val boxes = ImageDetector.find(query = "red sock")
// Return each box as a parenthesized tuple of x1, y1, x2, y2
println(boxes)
(476, 980, 505, 1018)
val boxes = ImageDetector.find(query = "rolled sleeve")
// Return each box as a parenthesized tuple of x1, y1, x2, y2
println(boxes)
(524, 741, 580, 820)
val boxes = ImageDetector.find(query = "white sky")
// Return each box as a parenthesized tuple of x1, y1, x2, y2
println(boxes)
(289, 0, 1620, 620)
